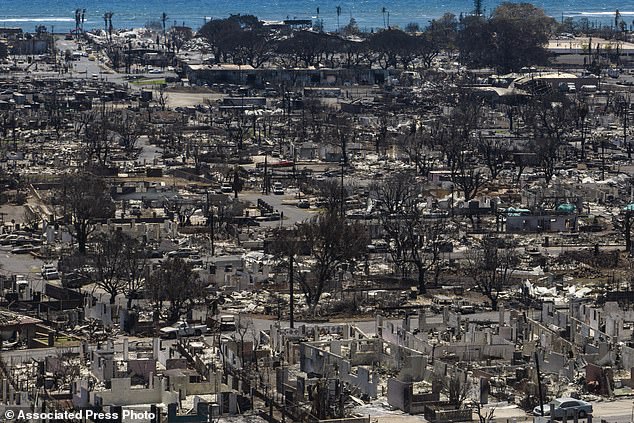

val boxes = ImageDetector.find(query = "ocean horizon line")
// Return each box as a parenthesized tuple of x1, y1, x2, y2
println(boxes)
(1, 1, 630, 33)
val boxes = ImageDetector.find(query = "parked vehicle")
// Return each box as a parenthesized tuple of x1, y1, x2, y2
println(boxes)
(41, 264, 56, 275)
(14, 236, 36, 246)
(166, 248, 196, 258)
(367, 240, 388, 253)
(533, 398, 592, 418)
(42, 269, 60, 280)
(272, 182, 284, 195)
(41, 264, 59, 280)
(256, 212, 281, 221)
(0, 235, 18, 245)
(11, 244, 37, 254)
(159, 321, 207, 338)
(607, 68, 620, 78)
(186, 255, 204, 266)
(218, 315, 236, 331)
(62, 272, 90, 289)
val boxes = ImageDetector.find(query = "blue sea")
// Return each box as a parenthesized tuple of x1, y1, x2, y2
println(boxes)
(1, 0, 634, 33)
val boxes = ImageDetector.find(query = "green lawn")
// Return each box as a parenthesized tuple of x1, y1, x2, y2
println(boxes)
(130, 79, 166, 86)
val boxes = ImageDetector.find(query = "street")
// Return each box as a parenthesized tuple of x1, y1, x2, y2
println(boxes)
(239, 189, 317, 227)
(55, 37, 178, 88)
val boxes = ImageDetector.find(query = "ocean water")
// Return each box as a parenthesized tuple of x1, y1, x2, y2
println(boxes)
(1, 0, 634, 33)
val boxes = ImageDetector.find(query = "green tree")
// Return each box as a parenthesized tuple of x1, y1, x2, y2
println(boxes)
(368, 29, 415, 69)
(405, 22, 420, 33)
(341, 18, 361, 36)
(200, 15, 274, 67)
(416, 32, 441, 68)
(276, 30, 330, 68)
(457, 15, 493, 68)
(426, 13, 458, 53)
(457, 3, 555, 72)
(488, 2, 555, 71)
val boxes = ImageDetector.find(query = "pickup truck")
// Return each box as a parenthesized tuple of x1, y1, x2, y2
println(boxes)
(159, 321, 207, 338)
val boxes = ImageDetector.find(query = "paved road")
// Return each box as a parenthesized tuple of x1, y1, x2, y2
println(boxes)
(136, 135, 163, 165)
(0, 247, 46, 278)
(55, 37, 177, 88)
(239, 189, 317, 227)
(56, 38, 103, 79)
(487, 399, 634, 423)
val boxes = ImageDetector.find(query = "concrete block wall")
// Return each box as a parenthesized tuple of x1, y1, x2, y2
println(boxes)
(300, 342, 379, 398)
(92, 376, 179, 407)
(621, 345, 634, 370)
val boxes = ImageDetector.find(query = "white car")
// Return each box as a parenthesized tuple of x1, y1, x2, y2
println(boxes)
(160, 321, 207, 338)
(533, 398, 593, 418)
(41, 264, 59, 280)
(272, 182, 284, 195)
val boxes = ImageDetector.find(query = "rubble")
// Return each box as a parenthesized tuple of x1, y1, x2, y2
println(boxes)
(3, 10, 634, 423)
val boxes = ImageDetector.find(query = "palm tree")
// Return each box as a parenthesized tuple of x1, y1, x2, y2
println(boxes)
(474, 0, 483, 16)
(161, 12, 168, 43)
(81, 9, 86, 32)
(75, 9, 81, 34)
(336, 5, 342, 31)
(109, 12, 114, 41)
(103, 12, 114, 41)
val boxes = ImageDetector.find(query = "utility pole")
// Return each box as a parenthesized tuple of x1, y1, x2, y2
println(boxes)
(289, 254, 294, 329)
(601, 137, 606, 180)
(51, 25, 56, 67)
(626, 211, 632, 252)
(340, 158, 345, 217)
(263, 155, 270, 195)
(624, 95, 630, 159)
(625, 106, 629, 159)
(535, 351, 544, 417)
(206, 190, 215, 255)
